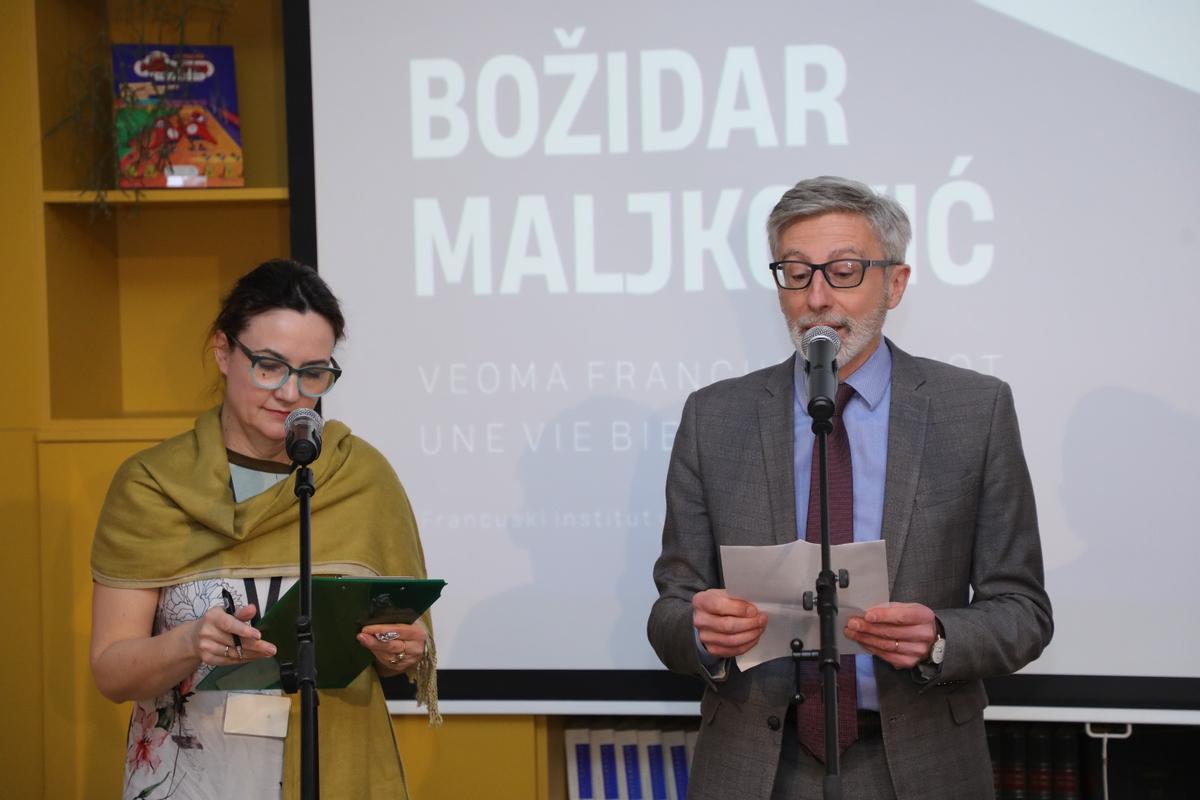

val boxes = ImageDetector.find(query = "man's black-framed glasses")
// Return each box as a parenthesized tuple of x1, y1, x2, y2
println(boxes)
(228, 334, 342, 398)
(769, 258, 899, 290)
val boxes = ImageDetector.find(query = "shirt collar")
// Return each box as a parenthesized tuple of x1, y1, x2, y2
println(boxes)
(793, 337, 893, 416)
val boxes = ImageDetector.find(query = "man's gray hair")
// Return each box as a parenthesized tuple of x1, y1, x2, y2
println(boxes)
(767, 176, 911, 263)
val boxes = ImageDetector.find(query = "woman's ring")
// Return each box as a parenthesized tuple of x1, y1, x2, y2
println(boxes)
(375, 631, 401, 642)
(224, 645, 230, 658)
(388, 653, 403, 665)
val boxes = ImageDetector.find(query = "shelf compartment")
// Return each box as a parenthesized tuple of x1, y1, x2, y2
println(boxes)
(44, 201, 290, 420)
(36, 0, 288, 192)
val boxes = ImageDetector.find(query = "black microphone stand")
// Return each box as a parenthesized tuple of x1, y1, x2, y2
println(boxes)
(792, 392, 849, 800)
(279, 463, 320, 800)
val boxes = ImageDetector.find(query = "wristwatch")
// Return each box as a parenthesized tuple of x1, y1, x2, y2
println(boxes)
(926, 619, 946, 666)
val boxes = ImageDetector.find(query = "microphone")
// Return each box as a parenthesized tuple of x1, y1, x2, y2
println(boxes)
(285, 408, 324, 466)
(800, 326, 841, 421)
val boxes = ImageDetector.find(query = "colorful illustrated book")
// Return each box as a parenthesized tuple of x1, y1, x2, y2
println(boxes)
(112, 44, 243, 188)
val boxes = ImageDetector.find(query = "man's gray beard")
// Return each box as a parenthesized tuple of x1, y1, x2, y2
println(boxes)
(788, 288, 891, 368)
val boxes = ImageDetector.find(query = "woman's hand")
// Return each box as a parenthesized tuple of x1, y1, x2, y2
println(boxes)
(357, 622, 428, 674)
(188, 604, 277, 665)
(91, 585, 275, 703)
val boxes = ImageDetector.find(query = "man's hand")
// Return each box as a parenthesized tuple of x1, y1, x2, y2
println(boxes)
(692, 589, 768, 658)
(845, 601, 938, 669)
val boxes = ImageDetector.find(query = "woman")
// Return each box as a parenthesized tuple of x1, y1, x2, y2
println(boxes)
(90, 259, 438, 800)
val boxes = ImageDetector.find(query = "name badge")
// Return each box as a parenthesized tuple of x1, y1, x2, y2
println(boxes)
(223, 693, 292, 739)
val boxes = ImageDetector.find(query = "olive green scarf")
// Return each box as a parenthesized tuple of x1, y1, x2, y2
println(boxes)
(93, 406, 429, 586)
(92, 406, 439, 799)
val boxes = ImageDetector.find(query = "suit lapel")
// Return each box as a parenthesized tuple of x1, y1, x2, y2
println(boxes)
(759, 356, 798, 545)
(881, 342, 929, 589)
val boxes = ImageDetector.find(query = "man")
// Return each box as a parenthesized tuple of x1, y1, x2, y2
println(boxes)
(647, 176, 1052, 799)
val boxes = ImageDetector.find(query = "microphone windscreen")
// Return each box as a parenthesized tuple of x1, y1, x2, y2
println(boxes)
(285, 407, 324, 433)
(800, 325, 842, 360)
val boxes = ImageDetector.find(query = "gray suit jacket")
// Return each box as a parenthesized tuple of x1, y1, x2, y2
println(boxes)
(647, 342, 1053, 800)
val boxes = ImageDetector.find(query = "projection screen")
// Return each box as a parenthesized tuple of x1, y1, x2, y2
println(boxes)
(306, 0, 1200, 719)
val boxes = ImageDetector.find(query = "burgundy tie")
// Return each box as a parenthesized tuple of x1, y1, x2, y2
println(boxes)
(797, 382, 858, 761)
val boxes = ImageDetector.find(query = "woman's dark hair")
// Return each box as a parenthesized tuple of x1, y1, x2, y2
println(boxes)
(210, 259, 346, 343)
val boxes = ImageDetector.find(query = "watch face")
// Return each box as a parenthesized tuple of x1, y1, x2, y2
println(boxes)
(930, 637, 946, 665)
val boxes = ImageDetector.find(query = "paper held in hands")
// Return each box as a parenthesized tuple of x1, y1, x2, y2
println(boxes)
(719, 539, 889, 672)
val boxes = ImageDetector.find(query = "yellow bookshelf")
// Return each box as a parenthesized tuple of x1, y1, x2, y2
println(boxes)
(35, 1, 290, 422)
(10, 2, 565, 799)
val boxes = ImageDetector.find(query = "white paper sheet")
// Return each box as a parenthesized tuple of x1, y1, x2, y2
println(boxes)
(719, 539, 890, 671)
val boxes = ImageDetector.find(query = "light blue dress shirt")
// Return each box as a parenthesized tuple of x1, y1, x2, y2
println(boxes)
(793, 340, 892, 710)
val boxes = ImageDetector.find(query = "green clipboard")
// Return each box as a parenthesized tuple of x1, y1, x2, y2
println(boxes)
(196, 576, 445, 691)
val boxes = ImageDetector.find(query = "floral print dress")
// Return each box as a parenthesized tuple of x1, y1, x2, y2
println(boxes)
(123, 577, 291, 800)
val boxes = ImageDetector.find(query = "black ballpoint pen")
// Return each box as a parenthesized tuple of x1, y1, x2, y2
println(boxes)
(221, 588, 244, 659)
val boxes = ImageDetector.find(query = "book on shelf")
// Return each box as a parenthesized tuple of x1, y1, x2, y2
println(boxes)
(565, 726, 595, 800)
(590, 726, 625, 799)
(988, 722, 1004, 795)
(616, 727, 644, 800)
(1027, 724, 1054, 800)
(1052, 724, 1081, 800)
(662, 729, 689, 800)
(112, 44, 244, 189)
(637, 727, 669, 800)
(1000, 722, 1028, 800)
